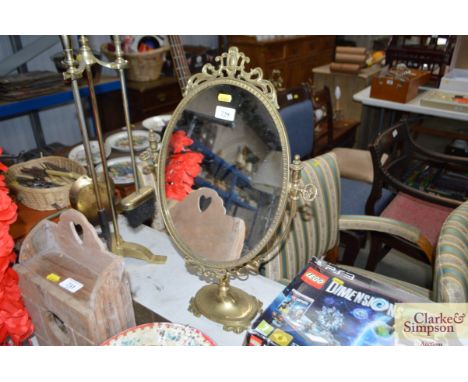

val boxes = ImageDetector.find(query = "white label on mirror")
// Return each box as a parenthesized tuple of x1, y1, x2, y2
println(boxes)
(215, 106, 236, 122)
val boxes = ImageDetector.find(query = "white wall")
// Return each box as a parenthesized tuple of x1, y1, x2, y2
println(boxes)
(0, 35, 218, 155)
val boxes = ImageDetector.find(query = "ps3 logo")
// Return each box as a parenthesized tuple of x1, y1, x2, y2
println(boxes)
(314, 258, 355, 280)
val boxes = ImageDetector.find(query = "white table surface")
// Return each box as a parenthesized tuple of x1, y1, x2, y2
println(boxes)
(119, 217, 284, 346)
(353, 86, 468, 122)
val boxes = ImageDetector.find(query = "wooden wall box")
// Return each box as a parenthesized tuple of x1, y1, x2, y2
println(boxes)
(370, 69, 431, 103)
(15, 210, 135, 345)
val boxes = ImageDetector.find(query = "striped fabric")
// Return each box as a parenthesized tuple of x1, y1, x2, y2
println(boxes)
(433, 201, 468, 302)
(262, 152, 340, 282)
(339, 214, 433, 263)
(339, 215, 421, 244)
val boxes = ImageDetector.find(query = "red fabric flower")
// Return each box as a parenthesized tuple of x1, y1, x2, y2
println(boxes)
(0, 193, 17, 226)
(169, 130, 194, 154)
(0, 175, 8, 193)
(0, 148, 7, 174)
(0, 149, 34, 345)
(165, 132, 204, 202)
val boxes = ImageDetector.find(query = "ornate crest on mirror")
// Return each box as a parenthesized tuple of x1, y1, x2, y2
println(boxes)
(157, 47, 317, 332)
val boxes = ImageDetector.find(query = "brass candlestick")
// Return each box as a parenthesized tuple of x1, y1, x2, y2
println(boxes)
(74, 35, 166, 265)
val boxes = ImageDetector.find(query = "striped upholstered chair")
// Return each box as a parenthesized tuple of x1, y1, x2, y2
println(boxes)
(262, 152, 467, 302)
(432, 201, 468, 302)
(262, 152, 433, 286)
(342, 200, 468, 302)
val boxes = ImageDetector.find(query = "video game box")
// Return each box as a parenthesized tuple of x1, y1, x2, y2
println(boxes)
(246, 257, 425, 346)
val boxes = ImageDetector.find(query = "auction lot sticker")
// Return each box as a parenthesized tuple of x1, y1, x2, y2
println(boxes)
(394, 303, 468, 346)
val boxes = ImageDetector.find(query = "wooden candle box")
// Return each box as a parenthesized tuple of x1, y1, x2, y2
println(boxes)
(370, 68, 431, 103)
(15, 210, 135, 345)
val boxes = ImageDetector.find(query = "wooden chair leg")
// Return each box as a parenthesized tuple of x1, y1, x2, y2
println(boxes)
(324, 245, 340, 264)
(365, 233, 389, 271)
(340, 230, 361, 266)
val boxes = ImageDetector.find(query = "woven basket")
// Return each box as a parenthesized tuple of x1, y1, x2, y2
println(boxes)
(7, 156, 86, 211)
(101, 44, 170, 82)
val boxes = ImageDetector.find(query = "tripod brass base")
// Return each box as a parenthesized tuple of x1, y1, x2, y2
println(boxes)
(189, 282, 263, 333)
(111, 235, 167, 264)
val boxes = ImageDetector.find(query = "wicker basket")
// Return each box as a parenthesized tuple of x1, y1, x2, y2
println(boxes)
(101, 44, 170, 82)
(7, 156, 86, 211)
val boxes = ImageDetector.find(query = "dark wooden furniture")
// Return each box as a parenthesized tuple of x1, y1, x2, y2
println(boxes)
(385, 35, 457, 86)
(312, 86, 359, 155)
(277, 84, 310, 108)
(97, 76, 182, 133)
(367, 121, 468, 214)
(364, 121, 468, 270)
(226, 36, 335, 88)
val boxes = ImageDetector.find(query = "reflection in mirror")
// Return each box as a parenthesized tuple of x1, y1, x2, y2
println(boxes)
(164, 84, 284, 262)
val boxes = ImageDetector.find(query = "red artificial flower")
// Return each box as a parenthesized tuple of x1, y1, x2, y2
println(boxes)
(0, 148, 7, 174)
(0, 188, 17, 226)
(0, 235, 14, 258)
(0, 175, 8, 193)
(0, 149, 34, 345)
(165, 182, 194, 201)
(166, 167, 195, 187)
(168, 152, 203, 178)
(169, 130, 194, 153)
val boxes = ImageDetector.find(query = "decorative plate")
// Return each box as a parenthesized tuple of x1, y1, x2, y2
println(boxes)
(101, 322, 216, 346)
(106, 130, 149, 152)
(95, 156, 140, 185)
(142, 114, 172, 133)
(68, 140, 111, 166)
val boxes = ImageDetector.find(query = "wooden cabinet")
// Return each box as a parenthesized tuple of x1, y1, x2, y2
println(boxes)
(226, 36, 336, 88)
(98, 77, 182, 133)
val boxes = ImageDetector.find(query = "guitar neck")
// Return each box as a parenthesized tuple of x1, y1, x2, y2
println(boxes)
(168, 35, 191, 92)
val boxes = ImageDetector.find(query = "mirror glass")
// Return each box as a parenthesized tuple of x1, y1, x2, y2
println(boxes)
(162, 83, 286, 264)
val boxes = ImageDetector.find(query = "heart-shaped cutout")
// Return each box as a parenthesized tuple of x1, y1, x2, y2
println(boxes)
(199, 195, 212, 212)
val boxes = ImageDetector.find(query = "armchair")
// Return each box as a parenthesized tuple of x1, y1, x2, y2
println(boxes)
(365, 121, 468, 270)
(339, 200, 468, 302)
(261, 152, 432, 290)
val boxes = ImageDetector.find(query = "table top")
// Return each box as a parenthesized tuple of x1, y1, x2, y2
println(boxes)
(353, 86, 468, 122)
(119, 217, 284, 346)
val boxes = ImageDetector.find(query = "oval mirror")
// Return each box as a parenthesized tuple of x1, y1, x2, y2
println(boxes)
(158, 48, 290, 332)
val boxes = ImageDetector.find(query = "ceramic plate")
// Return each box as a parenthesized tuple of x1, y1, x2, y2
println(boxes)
(95, 156, 140, 185)
(142, 114, 172, 133)
(68, 141, 111, 166)
(101, 322, 216, 346)
(106, 130, 149, 152)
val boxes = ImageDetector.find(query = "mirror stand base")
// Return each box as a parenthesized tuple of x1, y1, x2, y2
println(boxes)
(110, 235, 167, 264)
(189, 284, 263, 334)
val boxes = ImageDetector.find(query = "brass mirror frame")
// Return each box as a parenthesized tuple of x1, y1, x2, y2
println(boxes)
(158, 49, 290, 275)
(157, 47, 291, 332)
